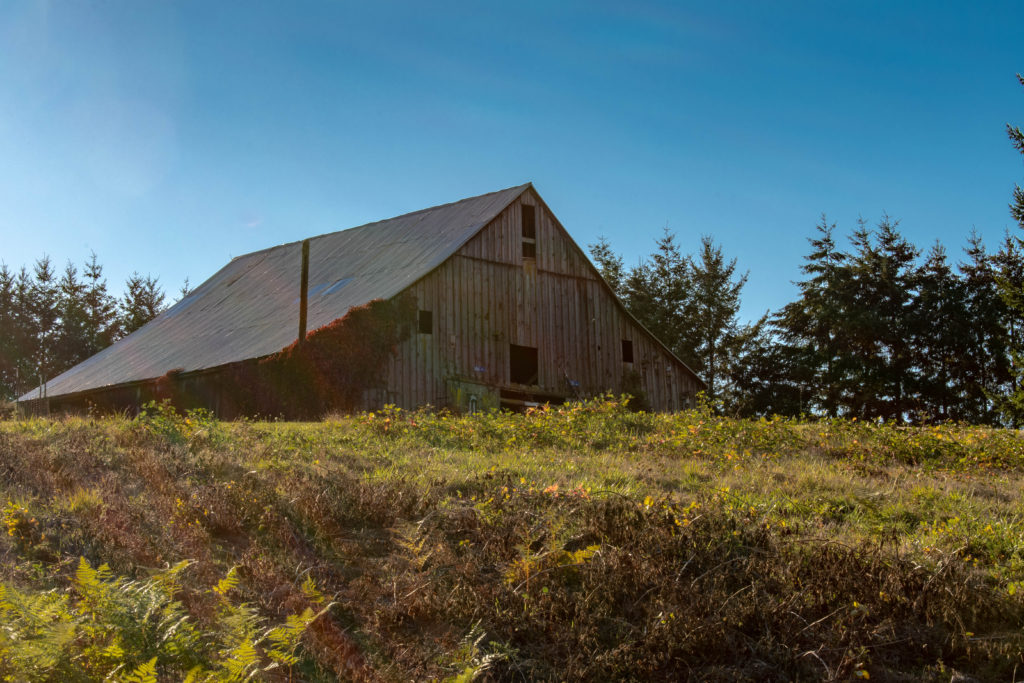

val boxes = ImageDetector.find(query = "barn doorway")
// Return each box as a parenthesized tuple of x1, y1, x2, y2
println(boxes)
(509, 344, 538, 385)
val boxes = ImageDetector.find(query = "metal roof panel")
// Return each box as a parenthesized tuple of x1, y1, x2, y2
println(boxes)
(22, 183, 529, 400)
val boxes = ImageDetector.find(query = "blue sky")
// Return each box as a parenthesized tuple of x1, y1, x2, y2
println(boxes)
(1, 1, 1022, 321)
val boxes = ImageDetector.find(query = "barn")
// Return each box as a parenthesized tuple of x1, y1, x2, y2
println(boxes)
(19, 184, 704, 416)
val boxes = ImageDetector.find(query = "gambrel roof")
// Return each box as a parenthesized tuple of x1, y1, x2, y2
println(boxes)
(22, 184, 531, 401)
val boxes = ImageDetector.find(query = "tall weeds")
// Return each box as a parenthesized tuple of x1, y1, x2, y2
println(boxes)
(1, 399, 1023, 680)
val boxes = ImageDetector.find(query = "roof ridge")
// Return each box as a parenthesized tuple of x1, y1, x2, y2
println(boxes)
(233, 182, 532, 261)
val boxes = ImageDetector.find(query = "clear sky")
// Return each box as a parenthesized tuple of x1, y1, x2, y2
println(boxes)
(1, 1, 1022, 321)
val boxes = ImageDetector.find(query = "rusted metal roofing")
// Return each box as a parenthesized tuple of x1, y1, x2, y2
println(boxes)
(22, 183, 531, 401)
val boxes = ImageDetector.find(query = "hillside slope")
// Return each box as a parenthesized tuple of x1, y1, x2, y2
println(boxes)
(2, 400, 1024, 680)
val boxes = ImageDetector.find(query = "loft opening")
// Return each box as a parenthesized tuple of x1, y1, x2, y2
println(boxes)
(418, 310, 432, 334)
(521, 204, 536, 259)
(509, 344, 538, 385)
(621, 339, 634, 363)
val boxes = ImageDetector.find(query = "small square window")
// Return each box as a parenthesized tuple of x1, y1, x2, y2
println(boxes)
(418, 310, 432, 334)
(522, 241, 536, 259)
(621, 339, 634, 363)
(510, 344, 538, 385)
(522, 204, 536, 239)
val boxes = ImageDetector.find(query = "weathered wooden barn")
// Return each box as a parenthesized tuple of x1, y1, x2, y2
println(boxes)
(20, 184, 704, 416)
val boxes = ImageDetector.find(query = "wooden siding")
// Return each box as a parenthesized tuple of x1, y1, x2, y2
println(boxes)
(384, 189, 701, 411)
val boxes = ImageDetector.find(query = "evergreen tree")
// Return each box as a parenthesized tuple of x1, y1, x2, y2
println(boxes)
(626, 229, 695, 365)
(0, 265, 17, 398)
(724, 326, 805, 417)
(29, 257, 61, 397)
(689, 235, 749, 400)
(54, 261, 89, 374)
(776, 216, 848, 416)
(178, 276, 193, 302)
(993, 233, 1024, 424)
(119, 273, 166, 336)
(911, 243, 969, 420)
(588, 237, 625, 295)
(81, 252, 118, 356)
(11, 267, 35, 398)
(995, 75, 1024, 425)
(1009, 74, 1024, 231)
(875, 216, 920, 421)
(841, 217, 919, 421)
(592, 229, 697, 368)
(590, 231, 753, 404)
(958, 232, 1010, 423)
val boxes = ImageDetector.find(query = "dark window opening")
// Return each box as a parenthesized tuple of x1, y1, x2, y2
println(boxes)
(522, 204, 536, 239)
(621, 339, 634, 363)
(510, 344, 539, 385)
(418, 310, 433, 334)
(521, 204, 537, 260)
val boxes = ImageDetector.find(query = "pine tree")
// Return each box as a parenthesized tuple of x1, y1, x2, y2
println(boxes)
(54, 261, 89, 374)
(911, 243, 969, 421)
(11, 267, 35, 398)
(874, 216, 920, 421)
(1009, 74, 1024, 231)
(689, 235, 748, 400)
(603, 229, 696, 367)
(994, 233, 1024, 424)
(995, 74, 1024, 425)
(723, 325, 804, 417)
(776, 216, 848, 416)
(958, 232, 1010, 424)
(0, 265, 17, 399)
(587, 230, 756, 404)
(839, 217, 919, 421)
(119, 273, 166, 336)
(29, 257, 61, 397)
(82, 252, 118, 356)
(588, 237, 625, 295)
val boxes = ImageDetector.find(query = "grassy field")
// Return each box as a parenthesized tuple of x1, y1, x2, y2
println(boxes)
(2, 398, 1024, 681)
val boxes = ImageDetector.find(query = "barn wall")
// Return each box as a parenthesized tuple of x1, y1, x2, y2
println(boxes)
(384, 189, 701, 411)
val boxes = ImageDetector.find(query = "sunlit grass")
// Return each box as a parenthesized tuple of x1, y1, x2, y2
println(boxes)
(2, 398, 1024, 679)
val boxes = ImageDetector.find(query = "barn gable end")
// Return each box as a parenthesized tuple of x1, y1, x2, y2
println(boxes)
(385, 187, 702, 411)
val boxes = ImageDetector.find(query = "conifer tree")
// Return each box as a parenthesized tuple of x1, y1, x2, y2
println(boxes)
(689, 235, 749, 400)
(776, 216, 847, 416)
(82, 252, 118, 356)
(28, 257, 60, 397)
(1009, 74, 1024, 231)
(589, 231, 753, 404)
(55, 261, 89, 374)
(0, 265, 17, 398)
(119, 273, 166, 336)
(959, 232, 1011, 423)
(11, 267, 35, 398)
(840, 217, 919, 421)
(912, 243, 969, 420)
(588, 237, 625, 295)
(995, 74, 1024, 425)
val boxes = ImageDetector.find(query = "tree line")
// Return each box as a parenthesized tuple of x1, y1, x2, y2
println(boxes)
(0, 254, 168, 400)
(592, 75, 1024, 425)
(593, 220, 1022, 425)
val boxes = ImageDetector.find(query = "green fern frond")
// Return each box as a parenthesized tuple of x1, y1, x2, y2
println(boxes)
(300, 574, 325, 605)
(75, 556, 100, 589)
(221, 639, 260, 681)
(213, 566, 240, 598)
(153, 559, 195, 595)
(122, 656, 159, 683)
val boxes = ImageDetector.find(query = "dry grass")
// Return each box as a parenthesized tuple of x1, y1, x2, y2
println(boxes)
(2, 399, 1024, 680)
